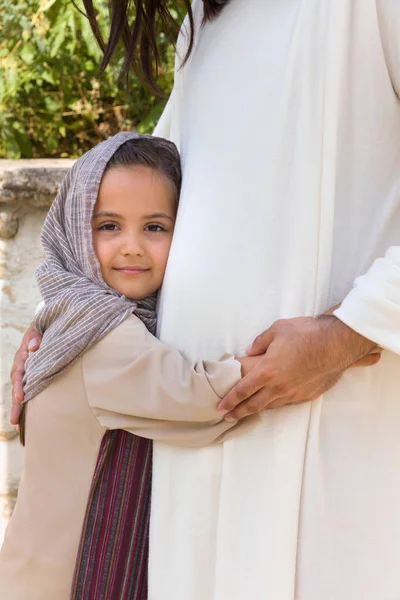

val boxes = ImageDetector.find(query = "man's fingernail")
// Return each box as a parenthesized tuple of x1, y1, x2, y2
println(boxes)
(28, 338, 39, 351)
(218, 408, 228, 415)
(225, 415, 238, 423)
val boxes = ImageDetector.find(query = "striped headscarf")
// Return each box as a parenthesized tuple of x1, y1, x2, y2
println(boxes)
(23, 132, 157, 403)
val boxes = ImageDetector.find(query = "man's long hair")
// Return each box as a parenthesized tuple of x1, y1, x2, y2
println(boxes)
(81, 0, 229, 93)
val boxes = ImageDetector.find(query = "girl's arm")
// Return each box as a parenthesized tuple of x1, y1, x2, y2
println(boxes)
(83, 315, 259, 446)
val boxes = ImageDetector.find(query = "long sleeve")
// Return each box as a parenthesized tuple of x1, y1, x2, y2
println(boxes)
(334, 246, 400, 354)
(83, 314, 254, 446)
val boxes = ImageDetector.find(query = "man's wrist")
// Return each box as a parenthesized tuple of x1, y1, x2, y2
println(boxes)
(317, 315, 376, 368)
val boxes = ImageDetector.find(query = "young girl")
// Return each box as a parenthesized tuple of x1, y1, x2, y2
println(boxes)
(0, 132, 258, 599)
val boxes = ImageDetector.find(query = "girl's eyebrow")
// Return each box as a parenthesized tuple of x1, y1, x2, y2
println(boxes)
(92, 211, 175, 221)
(143, 213, 175, 222)
(92, 211, 122, 219)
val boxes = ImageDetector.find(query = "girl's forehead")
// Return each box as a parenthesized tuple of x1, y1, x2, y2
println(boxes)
(94, 165, 176, 216)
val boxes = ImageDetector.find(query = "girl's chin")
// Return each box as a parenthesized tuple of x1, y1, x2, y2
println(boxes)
(121, 288, 157, 301)
(104, 277, 158, 300)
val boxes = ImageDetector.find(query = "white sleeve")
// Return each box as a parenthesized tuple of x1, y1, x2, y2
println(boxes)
(334, 246, 400, 354)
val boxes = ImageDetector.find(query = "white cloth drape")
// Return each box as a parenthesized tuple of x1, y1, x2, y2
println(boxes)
(150, 1, 400, 598)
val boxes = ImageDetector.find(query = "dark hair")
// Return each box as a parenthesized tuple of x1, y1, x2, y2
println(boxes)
(80, 0, 230, 93)
(105, 135, 182, 204)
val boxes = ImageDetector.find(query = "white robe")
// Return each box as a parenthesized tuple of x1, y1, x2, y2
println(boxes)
(150, 1, 400, 598)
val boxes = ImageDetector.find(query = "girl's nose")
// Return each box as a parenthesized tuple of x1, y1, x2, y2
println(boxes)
(121, 234, 145, 257)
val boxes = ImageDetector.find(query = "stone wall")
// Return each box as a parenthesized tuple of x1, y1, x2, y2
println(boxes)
(0, 159, 74, 545)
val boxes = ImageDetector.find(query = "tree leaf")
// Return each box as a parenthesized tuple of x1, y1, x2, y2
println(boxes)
(39, 0, 58, 12)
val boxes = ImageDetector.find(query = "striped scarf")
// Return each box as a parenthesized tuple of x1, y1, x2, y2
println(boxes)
(71, 430, 152, 600)
(23, 131, 157, 402)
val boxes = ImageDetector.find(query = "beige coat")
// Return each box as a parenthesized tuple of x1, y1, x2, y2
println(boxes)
(0, 315, 252, 600)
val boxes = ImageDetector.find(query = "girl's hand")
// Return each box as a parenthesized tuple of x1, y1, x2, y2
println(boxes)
(10, 326, 42, 425)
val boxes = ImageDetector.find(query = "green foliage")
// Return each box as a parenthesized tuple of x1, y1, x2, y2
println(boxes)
(0, 0, 177, 158)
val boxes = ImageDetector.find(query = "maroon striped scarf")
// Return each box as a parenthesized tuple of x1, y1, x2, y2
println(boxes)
(71, 430, 152, 599)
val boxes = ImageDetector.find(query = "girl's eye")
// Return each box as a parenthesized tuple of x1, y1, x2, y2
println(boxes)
(146, 224, 165, 233)
(99, 223, 119, 231)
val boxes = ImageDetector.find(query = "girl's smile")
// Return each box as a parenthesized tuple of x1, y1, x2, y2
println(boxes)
(114, 266, 150, 275)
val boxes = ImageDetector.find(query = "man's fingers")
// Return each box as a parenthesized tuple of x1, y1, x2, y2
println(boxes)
(28, 336, 41, 352)
(223, 388, 274, 421)
(27, 331, 42, 353)
(12, 379, 24, 404)
(218, 372, 266, 414)
(246, 327, 274, 356)
(10, 346, 28, 402)
(11, 376, 24, 426)
(9, 327, 41, 426)
(10, 401, 22, 426)
(10, 365, 27, 398)
(11, 364, 24, 387)
(10, 330, 41, 381)
(10, 348, 27, 381)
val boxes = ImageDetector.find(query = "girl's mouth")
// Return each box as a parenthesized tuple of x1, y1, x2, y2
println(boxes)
(115, 267, 149, 276)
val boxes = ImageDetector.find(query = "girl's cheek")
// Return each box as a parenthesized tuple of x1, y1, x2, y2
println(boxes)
(94, 238, 112, 267)
(92, 234, 101, 261)
(159, 242, 173, 271)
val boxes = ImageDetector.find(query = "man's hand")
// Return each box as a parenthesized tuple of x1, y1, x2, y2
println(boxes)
(10, 326, 42, 425)
(236, 355, 264, 377)
(218, 316, 377, 422)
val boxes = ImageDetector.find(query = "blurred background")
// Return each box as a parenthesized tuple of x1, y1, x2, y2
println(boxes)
(0, 0, 179, 159)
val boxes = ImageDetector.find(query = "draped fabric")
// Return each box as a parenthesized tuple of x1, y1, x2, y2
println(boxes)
(71, 431, 152, 600)
(149, 1, 400, 598)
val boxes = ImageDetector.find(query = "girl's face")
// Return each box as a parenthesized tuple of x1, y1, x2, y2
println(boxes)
(92, 165, 176, 300)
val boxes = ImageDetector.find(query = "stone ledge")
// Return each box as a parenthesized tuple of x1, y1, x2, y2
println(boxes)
(0, 159, 75, 209)
(0, 159, 75, 239)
